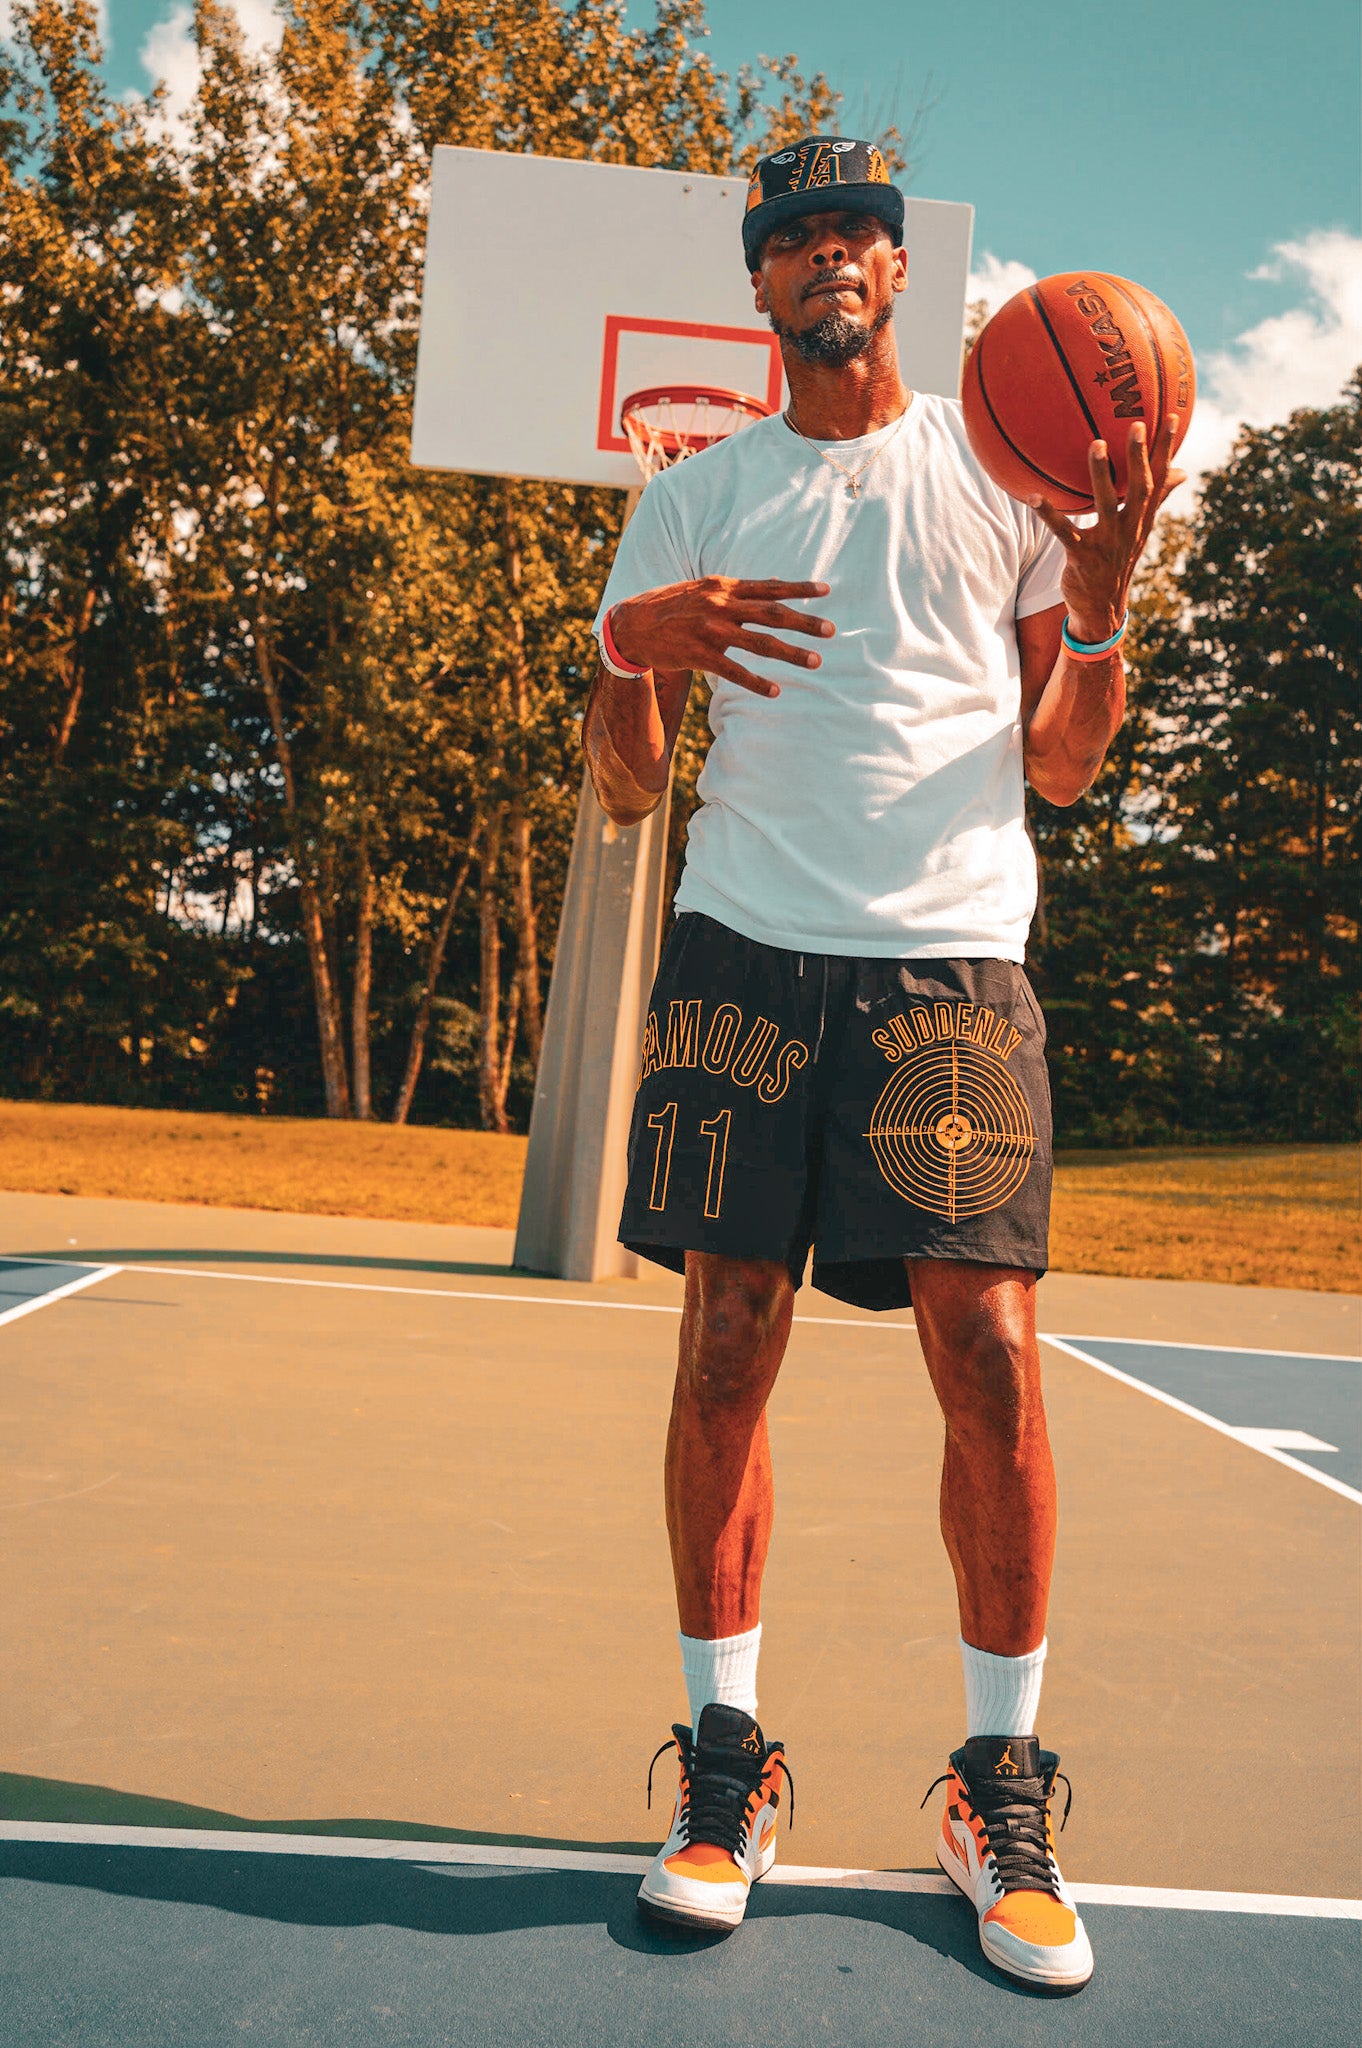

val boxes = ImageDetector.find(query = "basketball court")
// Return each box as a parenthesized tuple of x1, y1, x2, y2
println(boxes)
(5, 144, 1357, 2044)
(2, 1187, 1358, 2044)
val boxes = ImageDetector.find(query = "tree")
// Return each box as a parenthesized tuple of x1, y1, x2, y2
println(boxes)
(0, 0, 244, 1102)
(1030, 378, 1361, 1142)
(0, 0, 908, 1129)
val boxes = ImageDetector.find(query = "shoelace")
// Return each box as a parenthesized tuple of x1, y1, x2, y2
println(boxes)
(921, 1767, 1072, 1897)
(647, 1725, 795, 1858)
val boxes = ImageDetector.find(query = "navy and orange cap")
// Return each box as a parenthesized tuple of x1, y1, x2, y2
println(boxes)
(742, 135, 903, 271)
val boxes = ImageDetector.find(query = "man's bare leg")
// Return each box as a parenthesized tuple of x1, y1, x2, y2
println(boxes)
(638, 1252, 797, 1930)
(907, 1260, 1056, 1655)
(912, 1260, 1092, 1987)
(665, 1250, 795, 1637)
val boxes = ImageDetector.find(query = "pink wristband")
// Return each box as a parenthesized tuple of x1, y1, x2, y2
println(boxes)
(600, 606, 650, 679)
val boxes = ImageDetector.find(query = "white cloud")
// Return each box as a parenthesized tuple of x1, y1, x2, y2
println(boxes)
(137, 0, 284, 144)
(1173, 230, 1362, 504)
(966, 252, 1037, 316)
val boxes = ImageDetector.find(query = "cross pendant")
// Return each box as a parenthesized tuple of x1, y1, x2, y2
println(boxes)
(847, 478, 859, 498)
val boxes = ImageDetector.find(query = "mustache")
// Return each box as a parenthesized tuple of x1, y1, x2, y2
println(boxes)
(802, 271, 863, 301)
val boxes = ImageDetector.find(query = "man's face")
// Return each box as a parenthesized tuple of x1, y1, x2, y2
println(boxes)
(752, 209, 907, 367)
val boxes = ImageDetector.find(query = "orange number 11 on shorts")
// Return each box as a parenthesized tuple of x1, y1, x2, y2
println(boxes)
(646, 1104, 732, 1218)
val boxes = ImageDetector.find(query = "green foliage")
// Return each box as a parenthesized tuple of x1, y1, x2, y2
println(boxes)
(0, 0, 855, 1125)
(1030, 378, 1361, 1142)
(0, 0, 1353, 1144)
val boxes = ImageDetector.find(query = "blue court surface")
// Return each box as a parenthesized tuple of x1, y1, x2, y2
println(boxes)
(2, 1205, 1359, 2048)
(1046, 1335, 1362, 1498)
(1, 1833, 1358, 2048)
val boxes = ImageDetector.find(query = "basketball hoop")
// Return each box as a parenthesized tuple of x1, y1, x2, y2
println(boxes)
(620, 384, 773, 482)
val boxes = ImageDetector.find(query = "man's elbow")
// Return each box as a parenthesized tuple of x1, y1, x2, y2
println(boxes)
(601, 790, 662, 830)
(1025, 757, 1096, 808)
(583, 747, 662, 830)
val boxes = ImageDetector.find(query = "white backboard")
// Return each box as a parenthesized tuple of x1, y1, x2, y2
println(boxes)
(412, 147, 974, 488)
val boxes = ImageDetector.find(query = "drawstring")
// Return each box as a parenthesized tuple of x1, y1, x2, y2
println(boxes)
(813, 955, 830, 1062)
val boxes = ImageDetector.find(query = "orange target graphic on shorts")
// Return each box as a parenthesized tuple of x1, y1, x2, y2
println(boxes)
(866, 1038, 1035, 1220)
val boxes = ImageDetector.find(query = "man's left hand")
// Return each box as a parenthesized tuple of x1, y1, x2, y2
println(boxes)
(1029, 416, 1186, 644)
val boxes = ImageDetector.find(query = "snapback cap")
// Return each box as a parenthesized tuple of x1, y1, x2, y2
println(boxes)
(742, 135, 904, 271)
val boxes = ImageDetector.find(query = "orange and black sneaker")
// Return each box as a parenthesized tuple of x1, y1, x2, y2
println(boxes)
(925, 1735, 1094, 1991)
(637, 1703, 792, 1933)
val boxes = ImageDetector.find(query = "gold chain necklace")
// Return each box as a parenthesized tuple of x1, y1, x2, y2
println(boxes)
(783, 399, 911, 497)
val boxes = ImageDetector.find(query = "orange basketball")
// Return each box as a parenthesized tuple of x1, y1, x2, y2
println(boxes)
(961, 272, 1195, 512)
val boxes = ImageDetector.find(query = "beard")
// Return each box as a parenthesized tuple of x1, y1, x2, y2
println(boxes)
(769, 297, 894, 367)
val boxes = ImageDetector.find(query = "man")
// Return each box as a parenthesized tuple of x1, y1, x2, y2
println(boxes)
(584, 136, 1179, 1991)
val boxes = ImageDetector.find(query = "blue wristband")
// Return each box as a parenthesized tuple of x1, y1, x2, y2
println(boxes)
(1061, 611, 1129, 657)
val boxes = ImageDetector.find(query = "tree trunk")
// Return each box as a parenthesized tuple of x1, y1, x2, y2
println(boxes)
(298, 877, 351, 1117)
(53, 589, 97, 763)
(351, 815, 375, 1119)
(478, 808, 507, 1133)
(494, 971, 522, 1125)
(255, 625, 350, 1116)
(391, 816, 483, 1125)
(508, 797, 542, 1067)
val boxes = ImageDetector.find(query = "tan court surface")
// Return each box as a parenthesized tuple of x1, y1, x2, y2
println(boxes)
(2, 1190, 1358, 1902)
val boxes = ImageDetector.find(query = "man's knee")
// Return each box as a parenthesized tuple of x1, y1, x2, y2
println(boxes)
(679, 1253, 792, 1410)
(926, 1311, 1045, 1453)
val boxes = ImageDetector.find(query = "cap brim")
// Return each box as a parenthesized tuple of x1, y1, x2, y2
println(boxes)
(743, 184, 904, 270)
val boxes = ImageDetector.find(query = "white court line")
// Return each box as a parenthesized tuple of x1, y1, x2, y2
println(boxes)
(1042, 1334, 1362, 1506)
(0, 1265, 119, 1330)
(0, 1255, 906, 1333)
(1056, 1333, 1361, 1366)
(0, 1821, 1357, 1918)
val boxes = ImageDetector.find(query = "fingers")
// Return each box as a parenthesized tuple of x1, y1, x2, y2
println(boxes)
(726, 579, 831, 601)
(1122, 421, 1153, 517)
(1087, 439, 1119, 523)
(1026, 494, 1082, 546)
(1157, 467, 1187, 507)
(712, 657, 781, 698)
(728, 626, 823, 669)
(737, 601, 836, 639)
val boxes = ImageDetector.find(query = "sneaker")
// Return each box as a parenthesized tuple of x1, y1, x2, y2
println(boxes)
(637, 1702, 792, 1933)
(925, 1735, 1094, 1990)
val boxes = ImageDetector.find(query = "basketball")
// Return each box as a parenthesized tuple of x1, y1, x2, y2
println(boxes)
(962, 272, 1195, 512)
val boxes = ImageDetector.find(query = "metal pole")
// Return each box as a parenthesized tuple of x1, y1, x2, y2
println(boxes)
(513, 489, 671, 1280)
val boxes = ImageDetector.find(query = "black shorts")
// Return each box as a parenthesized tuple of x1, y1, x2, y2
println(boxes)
(620, 912, 1052, 1313)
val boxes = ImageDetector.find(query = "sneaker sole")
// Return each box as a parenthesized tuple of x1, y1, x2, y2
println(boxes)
(636, 1838, 777, 1935)
(936, 1843, 1094, 1992)
(636, 1889, 746, 1934)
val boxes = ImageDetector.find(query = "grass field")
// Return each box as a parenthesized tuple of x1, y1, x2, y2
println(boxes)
(0, 1099, 1356, 1293)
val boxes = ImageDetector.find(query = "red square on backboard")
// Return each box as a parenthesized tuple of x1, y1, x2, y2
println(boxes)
(597, 317, 785, 454)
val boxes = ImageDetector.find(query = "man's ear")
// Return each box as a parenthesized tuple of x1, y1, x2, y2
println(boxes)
(892, 247, 908, 294)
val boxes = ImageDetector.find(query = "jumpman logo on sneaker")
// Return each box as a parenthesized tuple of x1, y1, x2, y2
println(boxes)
(995, 1744, 1020, 1776)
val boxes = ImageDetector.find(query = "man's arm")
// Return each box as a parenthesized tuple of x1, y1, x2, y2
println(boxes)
(1017, 604, 1123, 806)
(583, 660, 693, 829)
(583, 576, 834, 828)
(1020, 416, 1183, 806)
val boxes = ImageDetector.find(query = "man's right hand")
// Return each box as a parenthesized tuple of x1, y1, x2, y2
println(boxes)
(609, 578, 835, 698)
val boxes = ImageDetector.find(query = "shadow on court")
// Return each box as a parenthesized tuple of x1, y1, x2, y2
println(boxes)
(0, 1771, 660, 1858)
(7, 1248, 523, 1279)
(4, 1842, 1357, 2048)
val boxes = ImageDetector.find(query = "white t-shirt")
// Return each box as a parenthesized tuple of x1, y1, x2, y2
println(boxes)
(593, 392, 1065, 960)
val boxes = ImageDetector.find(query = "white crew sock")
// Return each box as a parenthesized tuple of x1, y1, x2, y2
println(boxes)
(960, 1635, 1047, 1737)
(679, 1624, 762, 1739)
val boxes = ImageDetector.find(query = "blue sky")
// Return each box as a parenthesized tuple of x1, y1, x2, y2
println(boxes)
(72, 0, 1362, 489)
(90, 0, 1359, 351)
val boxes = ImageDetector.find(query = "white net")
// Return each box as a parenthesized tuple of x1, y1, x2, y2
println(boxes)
(621, 385, 772, 481)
